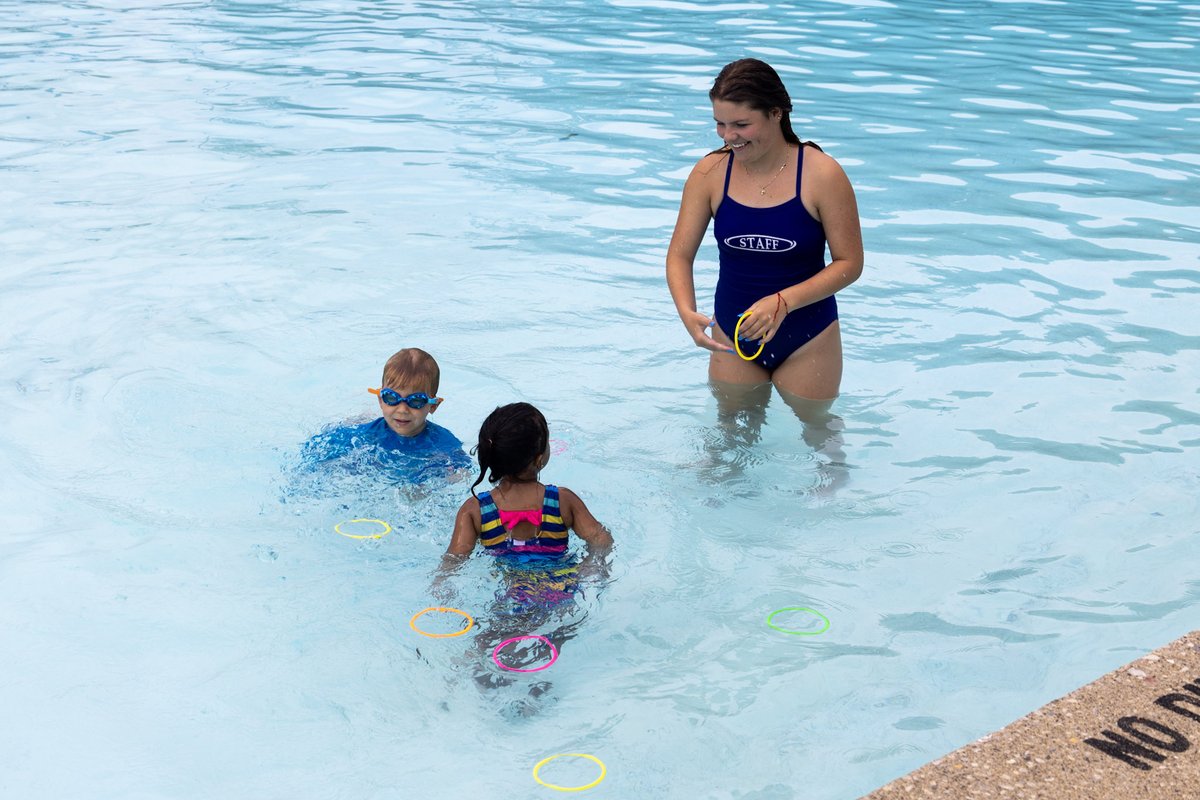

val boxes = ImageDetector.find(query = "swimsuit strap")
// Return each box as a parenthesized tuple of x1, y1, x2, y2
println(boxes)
(541, 484, 560, 517)
(795, 143, 804, 194)
(722, 149, 734, 200)
(540, 485, 568, 540)
(477, 490, 511, 549)
(795, 141, 812, 197)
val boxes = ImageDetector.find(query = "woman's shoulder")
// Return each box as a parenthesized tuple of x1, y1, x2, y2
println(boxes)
(681, 150, 731, 203)
(803, 143, 849, 177)
(691, 148, 731, 176)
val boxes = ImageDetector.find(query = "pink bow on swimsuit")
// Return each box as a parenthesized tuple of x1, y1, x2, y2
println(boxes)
(499, 509, 542, 530)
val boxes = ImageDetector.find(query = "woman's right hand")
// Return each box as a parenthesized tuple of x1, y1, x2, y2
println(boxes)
(681, 309, 734, 354)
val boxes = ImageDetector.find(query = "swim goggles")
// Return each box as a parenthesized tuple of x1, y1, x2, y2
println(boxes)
(368, 387, 442, 409)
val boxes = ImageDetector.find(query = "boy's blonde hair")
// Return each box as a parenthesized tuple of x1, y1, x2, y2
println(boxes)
(381, 348, 440, 395)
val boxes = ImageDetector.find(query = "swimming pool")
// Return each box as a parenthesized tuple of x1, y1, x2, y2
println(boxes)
(2, 0, 1197, 797)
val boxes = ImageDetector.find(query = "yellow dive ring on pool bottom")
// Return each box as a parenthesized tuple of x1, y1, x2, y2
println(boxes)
(333, 518, 392, 539)
(732, 311, 766, 361)
(532, 753, 607, 792)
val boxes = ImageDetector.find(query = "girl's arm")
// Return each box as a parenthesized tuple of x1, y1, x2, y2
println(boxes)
(561, 487, 613, 583)
(431, 499, 480, 600)
(442, 497, 481, 561)
(560, 487, 613, 549)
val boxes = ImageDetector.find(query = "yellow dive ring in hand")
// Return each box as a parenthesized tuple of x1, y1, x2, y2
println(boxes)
(732, 311, 766, 361)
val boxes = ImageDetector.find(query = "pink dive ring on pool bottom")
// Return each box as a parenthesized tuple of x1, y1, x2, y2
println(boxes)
(492, 634, 558, 673)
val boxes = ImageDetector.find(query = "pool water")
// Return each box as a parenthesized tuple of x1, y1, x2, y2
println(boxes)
(2, 1, 1198, 797)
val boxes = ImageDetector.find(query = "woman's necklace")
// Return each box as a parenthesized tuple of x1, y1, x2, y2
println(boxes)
(743, 151, 789, 196)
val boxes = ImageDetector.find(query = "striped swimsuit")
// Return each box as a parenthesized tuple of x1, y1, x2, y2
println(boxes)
(477, 485, 569, 557)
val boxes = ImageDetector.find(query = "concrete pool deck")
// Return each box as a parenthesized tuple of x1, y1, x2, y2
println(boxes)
(861, 630, 1200, 799)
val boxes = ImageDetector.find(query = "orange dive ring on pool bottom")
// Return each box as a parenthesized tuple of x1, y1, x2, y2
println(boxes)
(408, 606, 475, 638)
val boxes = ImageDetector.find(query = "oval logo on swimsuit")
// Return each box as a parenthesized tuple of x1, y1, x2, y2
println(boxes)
(723, 235, 796, 252)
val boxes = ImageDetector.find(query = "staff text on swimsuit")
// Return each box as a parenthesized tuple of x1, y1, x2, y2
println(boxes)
(723, 235, 796, 252)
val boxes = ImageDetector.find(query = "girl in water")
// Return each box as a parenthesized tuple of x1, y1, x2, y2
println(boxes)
(445, 402, 612, 565)
(438, 403, 612, 702)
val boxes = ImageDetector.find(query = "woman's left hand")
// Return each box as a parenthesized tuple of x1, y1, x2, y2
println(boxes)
(736, 293, 787, 344)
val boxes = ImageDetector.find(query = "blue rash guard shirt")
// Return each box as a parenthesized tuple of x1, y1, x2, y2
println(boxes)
(301, 417, 471, 484)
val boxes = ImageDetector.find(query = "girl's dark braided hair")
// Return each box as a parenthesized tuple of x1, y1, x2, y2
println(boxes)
(470, 402, 549, 498)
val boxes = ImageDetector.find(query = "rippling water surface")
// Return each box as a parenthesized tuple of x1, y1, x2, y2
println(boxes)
(2, 1, 1198, 798)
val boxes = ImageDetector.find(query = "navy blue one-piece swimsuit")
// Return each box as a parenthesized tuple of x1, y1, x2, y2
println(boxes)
(713, 144, 838, 371)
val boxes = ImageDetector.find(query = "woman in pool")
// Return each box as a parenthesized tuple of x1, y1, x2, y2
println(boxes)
(666, 58, 863, 416)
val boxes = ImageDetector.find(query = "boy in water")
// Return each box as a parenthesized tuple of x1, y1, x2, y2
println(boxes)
(302, 347, 471, 483)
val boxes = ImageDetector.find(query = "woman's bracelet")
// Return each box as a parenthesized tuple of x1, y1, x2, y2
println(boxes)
(776, 291, 789, 315)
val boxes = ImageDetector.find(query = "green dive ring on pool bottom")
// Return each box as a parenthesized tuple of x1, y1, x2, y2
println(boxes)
(532, 753, 607, 792)
(766, 606, 831, 636)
